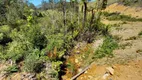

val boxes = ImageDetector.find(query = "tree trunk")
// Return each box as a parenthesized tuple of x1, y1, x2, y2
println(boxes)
(62, 0, 66, 48)
(90, 9, 95, 30)
(102, 0, 108, 10)
(63, 0, 66, 27)
(83, 2, 87, 28)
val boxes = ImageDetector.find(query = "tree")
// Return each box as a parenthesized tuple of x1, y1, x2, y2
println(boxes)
(41, 0, 50, 10)
(81, 0, 88, 28)
(29, 3, 36, 10)
(102, 0, 107, 9)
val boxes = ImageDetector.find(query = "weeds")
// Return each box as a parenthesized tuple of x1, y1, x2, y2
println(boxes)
(94, 36, 118, 58)
(113, 35, 122, 42)
(136, 49, 142, 53)
(125, 36, 137, 40)
(5, 64, 19, 74)
(119, 42, 132, 49)
(138, 31, 142, 36)
(102, 11, 142, 21)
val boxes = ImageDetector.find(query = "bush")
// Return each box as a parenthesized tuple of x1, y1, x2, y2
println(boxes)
(0, 25, 12, 45)
(51, 61, 63, 78)
(0, 25, 11, 34)
(24, 49, 47, 73)
(0, 33, 4, 40)
(6, 41, 29, 62)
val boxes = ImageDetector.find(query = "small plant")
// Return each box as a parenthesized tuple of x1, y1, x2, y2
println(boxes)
(51, 61, 63, 78)
(136, 49, 142, 53)
(113, 35, 122, 41)
(125, 36, 137, 40)
(94, 36, 118, 58)
(119, 42, 132, 49)
(5, 64, 19, 74)
(102, 11, 142, 22)
(138, 31, 142, 36)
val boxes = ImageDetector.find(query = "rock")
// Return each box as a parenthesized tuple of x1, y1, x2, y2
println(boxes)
(76, 50, 80, 54)
(109, 78, 113, 80)
(62, 76, 70, 80)
(88, 76, 93, 79)
(102, 72, 110, 80)
(78, 68, 82, 72)
(0, 71, 6, 80)
(31, 78, 37, 80)
(75, 59, 79, 63)
(84, 71, 88, 73)
(106, 67, 114, 75)
(21, 74, 25, 80)
(28, 73, 36, 79)
(26, 73, 31, 78)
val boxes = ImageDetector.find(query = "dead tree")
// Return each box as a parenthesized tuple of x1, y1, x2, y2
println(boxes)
(102, 0, 108, 10)
(83, 0, 87, 28)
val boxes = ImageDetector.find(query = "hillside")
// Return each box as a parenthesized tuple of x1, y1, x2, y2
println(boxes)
(0, 0, 142, 80)
(72, 3, 142, 80)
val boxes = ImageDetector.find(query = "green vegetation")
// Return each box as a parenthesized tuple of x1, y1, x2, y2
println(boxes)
(0, 0, 128, 79)
(119, 0, 142, 6)
(138, 31, 142, 36)
(102, 11, 142, 21)
(94, 36, 118, 58)
(5, 64, 19, 74)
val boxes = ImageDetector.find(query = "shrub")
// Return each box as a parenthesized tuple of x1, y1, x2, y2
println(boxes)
(6, 41, 29, 62)
(51, 61, 63, 78)
(0, 33, 4, 40)
(0, 25, 11, 34)
(24, 49, 46, 73)
(0, 25, 12, 45)
(94, 36, 118, 58)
